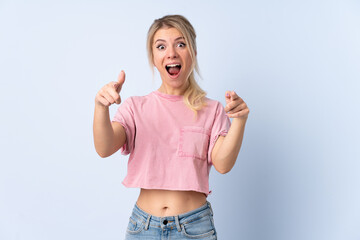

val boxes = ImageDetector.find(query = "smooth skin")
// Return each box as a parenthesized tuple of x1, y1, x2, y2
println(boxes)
(93, 27, 249, 217)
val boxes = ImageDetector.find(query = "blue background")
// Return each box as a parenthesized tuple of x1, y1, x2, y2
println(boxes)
(0, 0, 359, 239)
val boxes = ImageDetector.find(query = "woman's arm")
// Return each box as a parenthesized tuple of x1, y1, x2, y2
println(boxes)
(93, 104, 126, 158)
(93, 71, 127, 158)
(212, 118, 247, 174)
(211, 91, 249, 174)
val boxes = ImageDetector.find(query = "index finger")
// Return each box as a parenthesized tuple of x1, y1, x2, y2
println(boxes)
(117, 70, 125, 84)
(114, 71, 126, 93)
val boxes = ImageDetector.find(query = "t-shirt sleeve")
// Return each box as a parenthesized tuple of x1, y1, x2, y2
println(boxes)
(111, 97, 135, 155)
(208, 101, 231, 165)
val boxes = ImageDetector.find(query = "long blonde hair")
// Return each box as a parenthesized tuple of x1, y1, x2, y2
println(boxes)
(146, 15, 207, 115)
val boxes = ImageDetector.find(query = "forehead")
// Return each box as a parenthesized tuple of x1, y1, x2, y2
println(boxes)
(153, 27, 184, 42)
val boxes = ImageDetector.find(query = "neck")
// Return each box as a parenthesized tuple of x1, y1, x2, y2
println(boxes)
(158, 81, 190, 96)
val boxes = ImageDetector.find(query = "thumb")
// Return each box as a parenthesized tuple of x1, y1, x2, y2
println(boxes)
(114, 70, 126, 93)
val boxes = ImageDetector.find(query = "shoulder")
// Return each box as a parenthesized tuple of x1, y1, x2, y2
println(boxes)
(203, 97, 225, 110)
(204, 97, 220, 105)
(200, 97, 228, 120)
(120, 92, 157, 110)
(123, 92, 154, 104)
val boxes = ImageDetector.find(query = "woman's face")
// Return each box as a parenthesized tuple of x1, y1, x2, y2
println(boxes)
(152, 27, 193, 94)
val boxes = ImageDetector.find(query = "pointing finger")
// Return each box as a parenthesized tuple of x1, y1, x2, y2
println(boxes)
(118, 70, 125, 84)
(114, 70, 126, 93)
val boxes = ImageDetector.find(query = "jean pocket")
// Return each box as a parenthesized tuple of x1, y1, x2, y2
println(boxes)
(126, 214, 145, 235)
(181, 214, 215, 239)
(178, 126, 210, 160)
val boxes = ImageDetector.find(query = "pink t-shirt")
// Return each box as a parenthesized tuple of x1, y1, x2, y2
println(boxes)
(111, 90, 231, 196)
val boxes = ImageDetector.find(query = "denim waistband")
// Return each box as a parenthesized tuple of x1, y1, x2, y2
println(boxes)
(131, 201, 214, 232)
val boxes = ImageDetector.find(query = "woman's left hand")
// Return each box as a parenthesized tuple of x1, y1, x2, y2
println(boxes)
(224, 91, 250, 119)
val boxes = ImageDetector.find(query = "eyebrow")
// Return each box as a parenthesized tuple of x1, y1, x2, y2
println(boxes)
(154, 37, 185, 44)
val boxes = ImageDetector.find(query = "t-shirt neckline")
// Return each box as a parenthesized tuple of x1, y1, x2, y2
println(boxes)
(153, 90, 184, 101)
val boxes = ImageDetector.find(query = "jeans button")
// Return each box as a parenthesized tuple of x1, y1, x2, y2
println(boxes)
(163, 219, 168, 225)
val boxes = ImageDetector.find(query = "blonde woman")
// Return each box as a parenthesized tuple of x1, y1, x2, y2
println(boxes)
(93, 15, 249, 239)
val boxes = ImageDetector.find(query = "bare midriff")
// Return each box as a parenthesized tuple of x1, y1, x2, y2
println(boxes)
(136, 188, 207, 217)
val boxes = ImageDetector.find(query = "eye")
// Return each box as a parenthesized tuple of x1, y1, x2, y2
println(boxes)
(156, 44, 165, 50)
(177, 42, 186, 48)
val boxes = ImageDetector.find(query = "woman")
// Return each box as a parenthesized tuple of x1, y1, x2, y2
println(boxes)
(93, 15, 249, 239)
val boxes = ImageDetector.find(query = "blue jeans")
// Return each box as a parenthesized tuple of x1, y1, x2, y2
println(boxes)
(124, 201, 217, 239)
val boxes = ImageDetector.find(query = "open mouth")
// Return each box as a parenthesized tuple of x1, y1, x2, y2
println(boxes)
(165, 64, 181, 76)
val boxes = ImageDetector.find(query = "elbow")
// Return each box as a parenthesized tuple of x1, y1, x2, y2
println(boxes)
(214, 164, 231, 174)
(94, 142, 118, 158)
(97, 151, 109, 158)
(95, 148, 112, 158)
(96, 143, 122, 158)
(213, 156, 234, 174)
(98, 152, 109, 158)
(218, 168, 231, 174)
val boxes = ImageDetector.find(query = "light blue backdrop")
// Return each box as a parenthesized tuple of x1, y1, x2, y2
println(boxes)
(0, 0, 359, 239)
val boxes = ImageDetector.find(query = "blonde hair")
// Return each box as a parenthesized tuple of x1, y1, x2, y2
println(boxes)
(146, 15, 207, 115)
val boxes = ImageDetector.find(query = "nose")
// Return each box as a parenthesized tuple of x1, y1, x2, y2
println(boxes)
(167, 46, 178, 59)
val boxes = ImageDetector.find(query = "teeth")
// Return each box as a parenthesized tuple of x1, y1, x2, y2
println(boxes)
(166, 64, 181, 67)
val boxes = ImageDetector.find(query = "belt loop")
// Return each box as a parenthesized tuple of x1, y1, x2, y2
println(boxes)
(207, 201, 213, 216)
(175, 215, 181, 232)
(144, 214, 151, 230)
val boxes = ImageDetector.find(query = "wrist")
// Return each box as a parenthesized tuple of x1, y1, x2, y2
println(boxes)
(233, 117, 247, 125)
(95, 101, 109, 111)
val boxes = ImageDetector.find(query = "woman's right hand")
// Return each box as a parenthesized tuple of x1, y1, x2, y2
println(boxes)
(95, 71, 126, 107)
